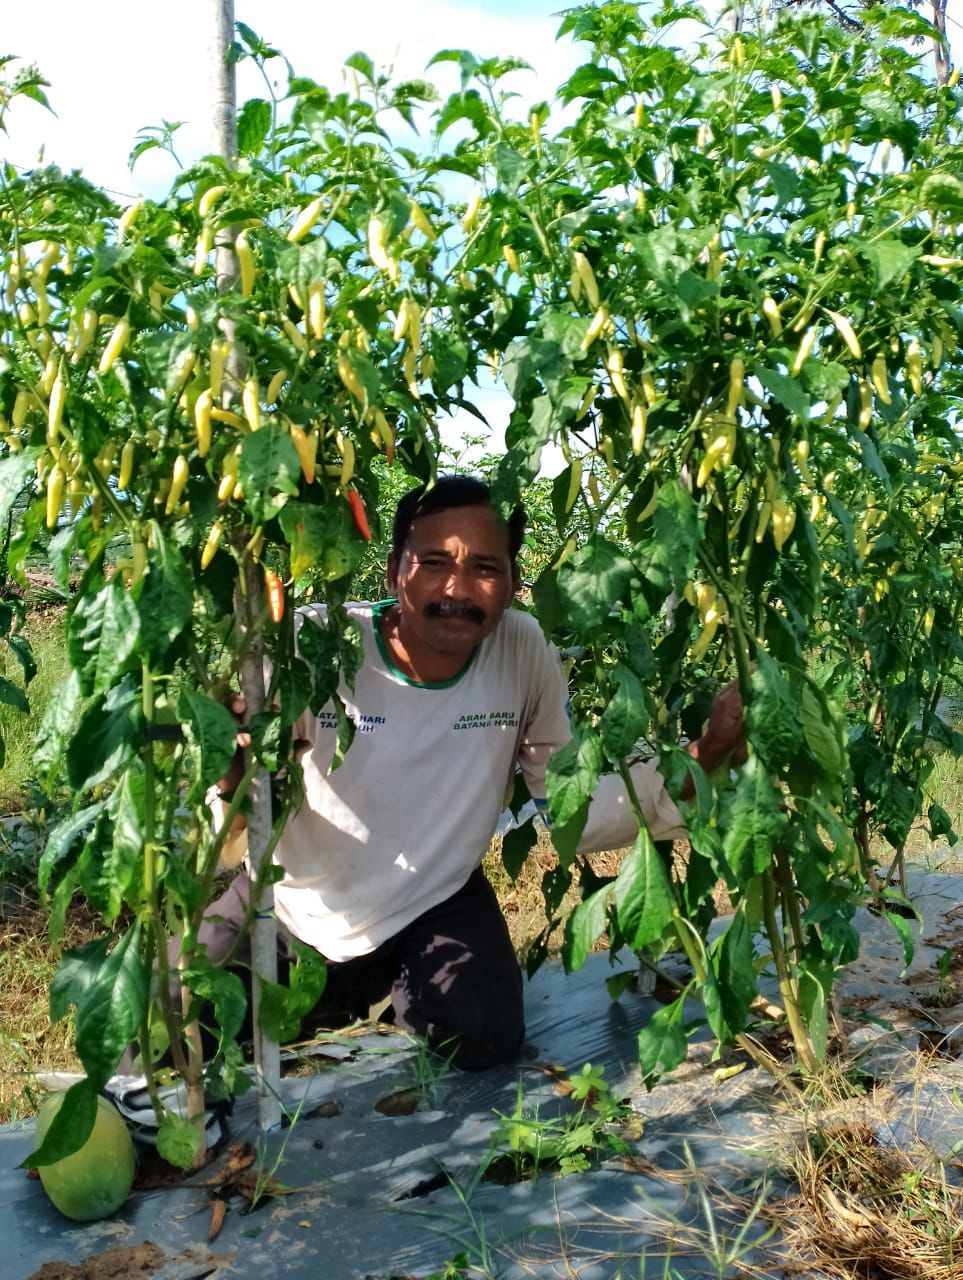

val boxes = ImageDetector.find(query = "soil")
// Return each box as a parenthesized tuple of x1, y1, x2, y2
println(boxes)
(26, 1241, 166, 1280)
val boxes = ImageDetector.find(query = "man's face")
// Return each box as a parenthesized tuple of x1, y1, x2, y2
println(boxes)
(387, 504, 520, 660)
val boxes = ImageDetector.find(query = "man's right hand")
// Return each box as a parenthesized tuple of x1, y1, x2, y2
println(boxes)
(218, 694, 252, 797)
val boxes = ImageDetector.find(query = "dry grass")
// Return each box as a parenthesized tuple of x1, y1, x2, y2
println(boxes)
(771, 1117, 963, 1279)
(0, 895, 89, 1123)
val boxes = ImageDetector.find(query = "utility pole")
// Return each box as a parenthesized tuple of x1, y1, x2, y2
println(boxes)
(208, 0, 283, 1135)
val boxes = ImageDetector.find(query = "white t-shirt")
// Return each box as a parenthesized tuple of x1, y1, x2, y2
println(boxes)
(241, 601, 685, 962)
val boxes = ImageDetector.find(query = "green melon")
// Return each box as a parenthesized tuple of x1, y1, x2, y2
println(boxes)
(35, 1092, 136, 1221)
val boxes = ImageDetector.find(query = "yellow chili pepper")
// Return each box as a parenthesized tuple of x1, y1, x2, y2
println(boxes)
(580, 306, 609, 352)
(98, 317, 130, 375)
(725, 357, 745, 419)
(200, 520, 224, 570)
(792, 438, 813, 485)
(631, 403, 647, 455)
(564, 458, 583, 513)
(462, 190, 482, 231)
(266, 369, 287, 405)
(367, 216, 393, 274)
(242, 378, 260, 430)
(307, 281, 326, 341)
(287, 195, 324, 243)
(754, 501, 772, 543)
(791, 326, 817, 376)
(117, 201, 143, 239)
(336, 432, 355, 488)
(194, 224, 214, 274)
(771, 499, 796, 551)
(502, 244, 521, 274)
(573, 251, 600, 310)
(211, 407, 247, 430)
(235, 228, 255, 297)
(409, 201, 436, 240)
(218, 448, 239, 502)
(164, 455, 190, 516)
(906, 339, 923, 396)
(198, 184, 227, 217)
(337, 352, 365, 403)
(282, 318, 305, 351)
(869, 353, 891, 405)
(923, 606, 935, 638)
(194, 387, 213, 457)
(588, 471, 602, 508)
(209, 340, 227, 400)
(826, 309, 862, 360)
(70, 309, 98, 364)
(290, 425, 318, 484)
(761, 296, 782, 336)
(402, 347, 419, 398)
(46, 369, 66, 446)
(690, 617, 719, 662)
(858, 378, 872, 429)
(45, 465, 65, 528)
(116, 441, 135, 492)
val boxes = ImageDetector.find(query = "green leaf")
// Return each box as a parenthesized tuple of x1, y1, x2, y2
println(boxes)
(157, 1112, 204, 1169)
(74, 922, 149, 1089)
(599, 665, 649, 760)
(134, 531, 193, 661)
(860, 239, 920, 291)
(21, 1079, 98, 1168)
(637, 997, 688, 1091)
(557, 535, 632, 631)
(883, 907, 917, 976)
(35, 671, 82, 785)
(547, 725, 603, 827)
(279, 500, 363, 581)
(757, 367, 811, 421)
(179, 688, 238, 799)
(69, 575, 140, 696)
(239, 425, 300, 524)
(501, 820, 537, 881)
(257, 940, 327, 1042)
(748, 652, 802, 766)
(721, 756, 786, 883)
(613, 828, 675, 951)
(704, 910, 756, 1041)
(182, 955, 247, 1054)
(66, 678, 140, 792)
(103, 773, 145, 920)
(50, 938, 111, 1023)
(296, 612, 342, 714)
(0, 675, 27, 712)
(39, 802, 106, 897)
(237, 98, 272, 157)
(495, 143, 527, 191)
(563, 884, 611, 973)
(800, 683, 844, 773)
(278, 658, 312, 729)
(0, 449, 38, 528)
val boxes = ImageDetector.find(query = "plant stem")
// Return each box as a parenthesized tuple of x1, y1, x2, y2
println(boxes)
(761, 870, 818, 1073)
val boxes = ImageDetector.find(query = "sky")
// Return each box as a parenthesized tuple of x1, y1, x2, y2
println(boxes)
(3, 0, 582, 201)
(3, 0, 595, 462)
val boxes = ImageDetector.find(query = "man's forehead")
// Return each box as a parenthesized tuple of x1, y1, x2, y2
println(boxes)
(403, 504, 511, 555)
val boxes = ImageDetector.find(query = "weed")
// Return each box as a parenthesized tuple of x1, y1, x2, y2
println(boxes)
(483, 1065, 633, 1184)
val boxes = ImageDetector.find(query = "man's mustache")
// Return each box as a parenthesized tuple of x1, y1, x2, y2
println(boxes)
(424, 600, 486, 624)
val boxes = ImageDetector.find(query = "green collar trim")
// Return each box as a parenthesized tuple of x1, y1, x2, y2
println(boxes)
(372, 599, 478, 689)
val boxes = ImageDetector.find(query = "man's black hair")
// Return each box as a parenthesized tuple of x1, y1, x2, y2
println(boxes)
(392, 475, 526, 562)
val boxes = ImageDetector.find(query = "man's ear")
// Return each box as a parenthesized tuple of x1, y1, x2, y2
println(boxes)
(386, 552, 399, 593)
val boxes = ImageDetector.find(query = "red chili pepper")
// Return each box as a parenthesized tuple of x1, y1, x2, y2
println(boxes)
(347, 488, 372, 542)
(264, 568, 284, 623)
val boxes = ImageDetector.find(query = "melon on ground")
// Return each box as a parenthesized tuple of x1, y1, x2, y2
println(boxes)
(35, 1092, 136, 1221)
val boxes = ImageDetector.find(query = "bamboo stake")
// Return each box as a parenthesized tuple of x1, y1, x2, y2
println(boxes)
(207, 0, 282, 1134)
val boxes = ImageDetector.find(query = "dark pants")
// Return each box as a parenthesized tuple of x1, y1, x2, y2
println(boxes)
(184, 867, 525, 1071)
